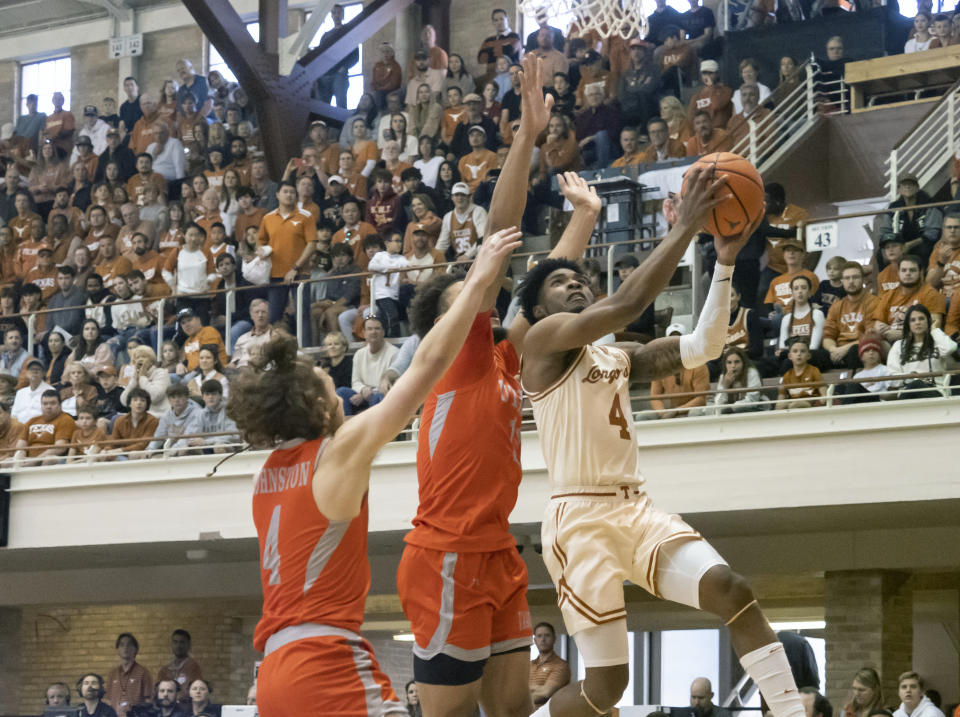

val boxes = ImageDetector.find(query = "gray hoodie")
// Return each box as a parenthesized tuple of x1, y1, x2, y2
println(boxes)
(199, 397, 239, 446)
(149, 399, 204, 451)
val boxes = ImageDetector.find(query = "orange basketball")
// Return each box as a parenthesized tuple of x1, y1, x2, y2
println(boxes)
(680, 152, 764, 237)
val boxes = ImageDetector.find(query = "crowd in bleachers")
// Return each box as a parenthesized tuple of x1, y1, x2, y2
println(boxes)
(0, 2, 958, 460)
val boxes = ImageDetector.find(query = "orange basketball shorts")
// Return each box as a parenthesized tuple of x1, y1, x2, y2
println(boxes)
(397, 545, 533, 664)
(257, 632, 407, 716)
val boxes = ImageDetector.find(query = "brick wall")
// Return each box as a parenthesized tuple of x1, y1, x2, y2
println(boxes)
(138, 27, 205, 103)
(12, 599, 262, 715)
(70, 43, 122, 118)
(2, 599, 422, 715)
(824, 571, 914, 709)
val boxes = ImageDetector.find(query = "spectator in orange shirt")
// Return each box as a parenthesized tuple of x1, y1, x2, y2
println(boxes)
(927, 213, 960, 301)
(685, 110, 729, 156)
(641, 117, 686, 163)
(333, 199, 379, 269)
(873, 255, 946, 341)
(874, 233, 904, 294)
(611, 127, 644, 168)
(441, 87, 469, 147)
(17, 389, 76, 465)
(257, 181, 317, 327)
(763, 239, 819, 310)
(776, 340, 824, 410)
(648, 324, 711, 418)
(371, 42, 403, 109)
(350, 118, 380, 178)
(178, 308, 228, 372)
(126, 153, 167, 205)
(44, 92, 76, 156)
(688, 60, 733, 130)
(24, 243, 58, 301)
(458, 126, 498, 192)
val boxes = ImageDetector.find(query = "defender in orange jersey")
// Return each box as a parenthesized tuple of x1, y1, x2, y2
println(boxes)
(229, 227, 522, 717)
(396, 53, 602, 717)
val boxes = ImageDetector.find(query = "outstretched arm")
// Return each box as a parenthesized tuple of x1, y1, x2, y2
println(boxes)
(623, 211, 763, 383)
(481, 54, 552, 310)
(314, 228, 523, 521)
(524, 167, 729, 355)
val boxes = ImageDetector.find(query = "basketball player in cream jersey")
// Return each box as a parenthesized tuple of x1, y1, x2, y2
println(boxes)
(519, 168, 805, 717)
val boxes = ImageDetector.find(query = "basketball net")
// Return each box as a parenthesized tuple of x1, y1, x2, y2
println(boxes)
(519, 0, 649, 41)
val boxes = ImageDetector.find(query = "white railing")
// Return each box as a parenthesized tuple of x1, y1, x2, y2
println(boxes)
(885, 78, 960, 199)
(729, 59, 843, 173)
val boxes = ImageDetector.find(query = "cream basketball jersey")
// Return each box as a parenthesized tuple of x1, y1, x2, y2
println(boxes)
(525, 344, 643, 489)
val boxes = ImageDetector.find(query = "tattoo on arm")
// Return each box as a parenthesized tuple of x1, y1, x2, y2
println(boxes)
(625, 337, 684, 383)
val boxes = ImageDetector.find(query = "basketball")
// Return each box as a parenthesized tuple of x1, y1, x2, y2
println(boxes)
(681, 152, 764, 237)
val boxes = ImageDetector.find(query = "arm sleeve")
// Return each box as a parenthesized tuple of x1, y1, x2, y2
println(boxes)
(810, 309, 825, 349)
(474, 205, 488, 238)
(740, 367, 764, 405)
(823, 302, 839, 341)
(679, 263, 734, 368)
(436, 214, 452, 251)
(778, 312, 790, 349)
(387, 334, 419, 377)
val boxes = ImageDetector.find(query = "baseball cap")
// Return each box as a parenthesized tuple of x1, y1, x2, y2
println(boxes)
(412, 226, 429, 235)
(879, 231, 903, 246)
(25, 358, 44, 370)
(414, 49, 429, 60)
(666, 322, 686, 336)
(628, 38, 649, 47)
(106, 128, 120, 137)
(468, 125, 486, 136)
(463, 93, 482, 103)
(310, 120, 327, 129)
(614, 254, 639, 268)
(177, 307, 197, 322)
(328, 174, 344, 184)
(75, 135, 93, 147)
(583, 50, 602, 64)
(781, 238, 805, 252)
(452, 182, 470, 195)
(858, 335, 883, 358)
(898, 172, 919, 185)
(83, 105, 98, 116)
(37, 242, 54, 254)
(700, 60, 720, 73)
(97, 365, 118, 377)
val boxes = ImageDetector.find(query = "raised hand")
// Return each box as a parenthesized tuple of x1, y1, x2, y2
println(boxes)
(469, 226, 523, 288)
(557, 172, 601, 213)
(518, 54, 553, 137)
(714, 210, 764, 266)
(675, 166, 730, 236)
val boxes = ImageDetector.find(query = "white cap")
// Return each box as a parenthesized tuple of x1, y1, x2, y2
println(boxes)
(666, 322, 686, 336)
(452, 181, 470, 195)
(328, 174, 345, 184)
(700, 59, 720, 73)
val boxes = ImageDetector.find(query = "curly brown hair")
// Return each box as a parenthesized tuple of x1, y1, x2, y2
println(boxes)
(226, 333, 330, 448)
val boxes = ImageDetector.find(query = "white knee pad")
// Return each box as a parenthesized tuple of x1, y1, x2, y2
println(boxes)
(573, 619, 629, 668)
(656, 539, 728, 609)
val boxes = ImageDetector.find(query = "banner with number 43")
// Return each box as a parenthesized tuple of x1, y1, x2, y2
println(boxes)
(805, 221, 838, 251)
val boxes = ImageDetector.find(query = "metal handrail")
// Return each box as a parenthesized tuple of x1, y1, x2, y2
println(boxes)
(10, 236, 666, 352)
(7, 368, 957, 468)
(886, 77, 960, 199)
(729, 60, 832, 172)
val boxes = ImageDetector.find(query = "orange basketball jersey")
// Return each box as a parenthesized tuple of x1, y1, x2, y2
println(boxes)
(407, 311, 523, 553)
(251, 437, 370, 652)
